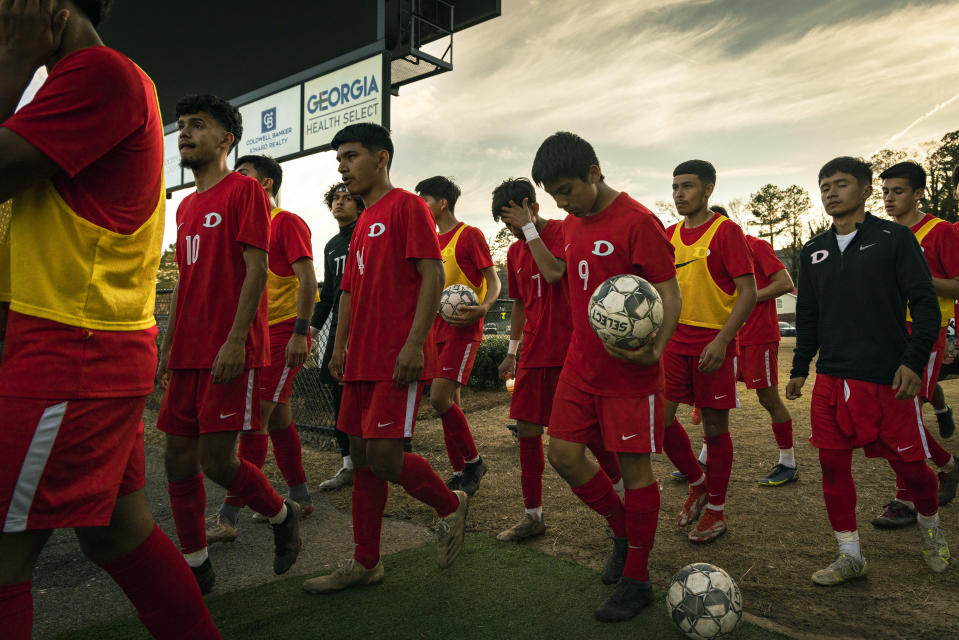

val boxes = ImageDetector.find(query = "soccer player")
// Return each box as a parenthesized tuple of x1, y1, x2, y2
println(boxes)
(313, 183, 363, 491)
(415, 176, 500, 495)
(787, 156, 949, 584)
(302, 124, 468, 594)
(661, 161, 757, 544)
(501, 132, 681, 621)
(158, 95, 301, 592)
(205, 155, 317, 542)
(870, 161, 959, 528)
(0, 2, 218, 638)
(493, 178, 624, 542)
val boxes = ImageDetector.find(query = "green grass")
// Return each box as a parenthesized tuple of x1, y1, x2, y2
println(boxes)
(51, 534, 790, 640)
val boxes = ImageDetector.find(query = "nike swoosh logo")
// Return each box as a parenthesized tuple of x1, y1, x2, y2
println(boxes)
(622, 434, 639, 440)
(714, 394, 726, 399)
(897, 445, 913, 452)
(377, 421, 394, 428)
(564, 244, 572, 251)
(442, 367, 454, 371)
(219, 412, 237, 419)
(676, 258, 703, 268)
(752, 378, 763, 383)
(860, 243, 876, 250)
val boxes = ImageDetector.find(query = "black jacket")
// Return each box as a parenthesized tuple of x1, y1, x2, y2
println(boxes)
(790, 212, 940, 384)
(311, 221, 356, 361)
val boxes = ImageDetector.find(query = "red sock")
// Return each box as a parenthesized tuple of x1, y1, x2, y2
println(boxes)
(519, 435, 544, 510)
(0, 581, 32, 640)
(663, 419, 705, 485)
(890, 459, 939, 516)
(623, 483, 660, 582)
(224, 433, 270, 508)
(352, 468, 388, 569)
(925, 428, 953, 468)
(571, 469, 626, 537)
(227, 459, 283, 518)
(771, 420, 793, 450)
(587, 441, 622, 484)
(818, 448, 857, 532)
(441, 406, 466, 472)
(894, 472, 913, 505)
(397, 453, 459, 517)
(102, 524, 220, 639)
(168, 473, 207, 554)
(704, 432, 733, 509)
(270, 422, 307, 487)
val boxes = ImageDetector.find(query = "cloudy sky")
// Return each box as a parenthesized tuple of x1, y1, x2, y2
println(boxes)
(163, 0, 959, 277)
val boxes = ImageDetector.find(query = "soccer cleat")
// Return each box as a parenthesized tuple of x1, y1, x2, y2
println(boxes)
(677, 484, 708, 527)
(459, 457, 488, 496)
(937, 406, 955, 439)
(939, 463, 959, 507)
(445, 474, 463, 491)
(253, 498, 314, 523)
(191, 558, 215, 595)
(205, 513, 239, 544)
(601, 535, 628, 584)
(758, 463, 799, 487)
(691, 406, 702, 425)
(436, 490, 469, 568)
(319, 467, 354, 491)
(496, 514, 546, 542)
(271, 500, 302, 575)
(919, 523, 951, 573)
(688, 509, 727, 543)
(302, 559, 384, 594)
(811, 553, 868, 586)
(670, 460, 706, 482)
(593, 577, 654, 622)
(871, 500, 918, 529)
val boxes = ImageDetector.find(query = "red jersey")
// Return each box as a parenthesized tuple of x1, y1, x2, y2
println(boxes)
(168, 172, 271, 369)
(666, 214, 754, 355)
(559, 193, 675, 397)
(0, 46, 163, 399)
(267, 208, 314, 326)
(432, 223, 495, 343)
(738, 235, 786, 346)
(341, 188, 442, 381)
(507, 219, 570, 368)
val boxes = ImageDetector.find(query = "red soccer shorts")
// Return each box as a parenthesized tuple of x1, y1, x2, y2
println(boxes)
(0, 396, 146, 531)
(548, 378, 664, 454)
(338, 380, 426, 440)
(809, 373, 928, 462)
(258, 326, 306, 404)
(919, 327, 947, 403)
(435, 338, 481, 385)
(663, 348, 739, 409)
(509, 366, 562, 426)
(736, 342, 779, 390)
(157, 369, 261, 436)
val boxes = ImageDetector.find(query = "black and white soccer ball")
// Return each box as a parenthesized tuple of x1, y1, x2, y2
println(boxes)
(439, 284, 479, 322)
(587, 274, 663, 350)
(666, 563, 742, 640)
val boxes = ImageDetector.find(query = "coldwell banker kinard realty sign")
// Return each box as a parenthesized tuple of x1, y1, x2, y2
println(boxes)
(303, 55, 382, 151)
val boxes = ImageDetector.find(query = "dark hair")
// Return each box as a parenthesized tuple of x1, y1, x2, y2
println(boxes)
(710, 205, 728, 216)
(324, 183, 365, 213)
(235, 155, 282, 197)
(673, 160, 717, 186)
(415, 176, 462, 213)
(818, 156, 872, 187)
(491, 178, 536, 222)
(951, 163, 959, 188)
(531, 131, 602, 186)
(72, 0, 112, 28)
(175, 94, 243, 152)
(879, 161, 926, 191)
(331, 123, 393, 170)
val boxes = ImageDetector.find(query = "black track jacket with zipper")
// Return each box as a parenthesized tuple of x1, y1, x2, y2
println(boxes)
(790, 212, 940, 385)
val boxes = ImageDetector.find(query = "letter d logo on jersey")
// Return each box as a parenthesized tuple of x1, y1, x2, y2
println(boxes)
(811, 249, 829, 265)
(368, 223, 386, 237)
(203, 212, 223, 228)
(592, 240, 614, 256)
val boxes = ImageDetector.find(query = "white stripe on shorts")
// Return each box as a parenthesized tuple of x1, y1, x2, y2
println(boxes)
(272, 366, 292, 403)
(457, 343, 473, 384)
(923, 350, 937, 400)
(915, 396, 931, 458)
(404, 382, 417, 438)
(647, 394, 656, 452)
(243, 370, 255, 431)
(4, 401, 68, 533)
(764, 348, 772, 388)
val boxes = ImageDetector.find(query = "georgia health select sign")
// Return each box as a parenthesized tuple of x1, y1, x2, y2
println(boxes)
(303, 55, 382, 151)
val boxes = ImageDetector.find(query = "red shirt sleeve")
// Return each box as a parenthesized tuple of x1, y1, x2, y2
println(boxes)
(234, 179, 271, 252)
(714, 221, 754, 279)
(752, 237, 786, 279)
(3, 48, 145, 177)
(932, 222, 959, 279)
(278, 212, 313, 264)
(631, 213, 676, 283)
(404, 198, 442, 261)
(456, 226, 494, 271)
(507, 244, 520, 300)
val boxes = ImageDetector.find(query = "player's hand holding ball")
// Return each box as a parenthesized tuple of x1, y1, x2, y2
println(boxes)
(447, 304, 486, 327)
(785, 376, 805, 400)
(393, 340, 424, 386)
(212, 336, 245, 383)
(604, 335, 662, 366)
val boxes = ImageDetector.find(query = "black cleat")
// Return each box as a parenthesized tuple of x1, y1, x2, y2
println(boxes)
(758, 463, 799, 487)
(445, 474, 463, 491)
(459, 457, 488, 496)
(871, 500, 918, 529)
(594, 577, 654, 622)
(939, 462, 959, 506)
(937, 406, 955, 439)
(191, 558, 215, 595)
(272, 500, 302, 575)
(601, 535, 628, 585)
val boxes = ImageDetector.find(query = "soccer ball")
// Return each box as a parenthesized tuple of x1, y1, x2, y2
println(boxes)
(439, 284, 479, 322)
(666, 563, 742, 640)
(587, 274, 663, 350)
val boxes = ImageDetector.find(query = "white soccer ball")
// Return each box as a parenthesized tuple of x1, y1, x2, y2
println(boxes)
(439, 284, 479, 322)
(587, 274, 663, 350)
(666, 563, 743, 640)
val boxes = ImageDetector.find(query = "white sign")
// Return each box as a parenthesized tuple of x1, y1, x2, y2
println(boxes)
(163, 132, 182, 190)
(303, 55, 382, 151)
(237, 85, 301, 159)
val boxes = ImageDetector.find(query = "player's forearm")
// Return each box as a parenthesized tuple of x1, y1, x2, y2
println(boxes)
(480, 267, 501, 310)
(160, 283, 179, 351)
(227, 250, 268, 342)
(509, 300, 525, 341)
(526, 238, 566, 284)
(406, 258, 444, 347)
(756, 270, 794, 303)
(332, 292, 350, 351)
(650, 277, 681, 356)
(717, 276, 757, 344)
(932, 276, 959, 300)
(293, 260, 318, 323)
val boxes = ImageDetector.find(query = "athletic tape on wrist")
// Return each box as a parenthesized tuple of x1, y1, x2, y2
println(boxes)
(293, 318, 309, 335)
(508, 339, 519, 355)
(521, 222, 539, 242)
